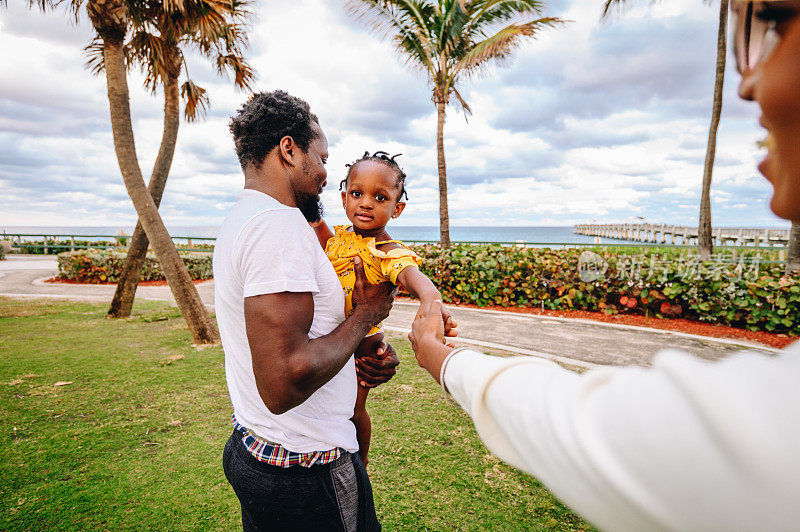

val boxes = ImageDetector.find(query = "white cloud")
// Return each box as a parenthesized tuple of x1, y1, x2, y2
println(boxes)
(0, 0, 788, 233)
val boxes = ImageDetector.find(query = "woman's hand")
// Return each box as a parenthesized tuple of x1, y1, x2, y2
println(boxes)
(415, 299, 457, 344)
(408, 300, 454, 384)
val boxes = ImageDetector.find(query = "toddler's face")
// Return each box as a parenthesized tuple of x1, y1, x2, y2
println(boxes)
(341, 160, 406, 233)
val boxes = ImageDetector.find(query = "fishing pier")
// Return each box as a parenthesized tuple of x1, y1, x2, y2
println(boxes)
(573, 223, 790, 246)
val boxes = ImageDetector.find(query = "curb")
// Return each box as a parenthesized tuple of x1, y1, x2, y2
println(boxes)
(392, 300, 782, 354)
(382, 325, 599, 369)
(32, 276, 215, 287)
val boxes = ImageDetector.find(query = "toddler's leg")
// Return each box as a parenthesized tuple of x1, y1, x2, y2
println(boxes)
(352, 386, 371, 466)
(352, 331, 384, 466)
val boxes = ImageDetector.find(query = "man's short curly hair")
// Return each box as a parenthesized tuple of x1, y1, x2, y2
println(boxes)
(229, 90, 320, 170)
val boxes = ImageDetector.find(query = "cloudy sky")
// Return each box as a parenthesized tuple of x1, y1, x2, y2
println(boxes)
(0, 0, 789, 231)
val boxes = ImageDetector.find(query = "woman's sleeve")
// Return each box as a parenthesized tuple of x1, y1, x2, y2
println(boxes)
(442, 347, 800, 531)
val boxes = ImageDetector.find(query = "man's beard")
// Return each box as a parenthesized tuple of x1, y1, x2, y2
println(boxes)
(297, 192, 324, 223)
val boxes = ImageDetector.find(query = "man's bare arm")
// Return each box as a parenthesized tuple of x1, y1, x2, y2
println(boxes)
(244, 257, 395, 414)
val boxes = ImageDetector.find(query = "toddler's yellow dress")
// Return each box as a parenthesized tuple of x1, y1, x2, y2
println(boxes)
(325, 225, 421, 336)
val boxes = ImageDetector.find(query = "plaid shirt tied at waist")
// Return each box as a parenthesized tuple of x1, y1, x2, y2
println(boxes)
(232, 414, 343, 468)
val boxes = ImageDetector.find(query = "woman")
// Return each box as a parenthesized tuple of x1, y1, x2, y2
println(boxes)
(409, 2, 800, 530)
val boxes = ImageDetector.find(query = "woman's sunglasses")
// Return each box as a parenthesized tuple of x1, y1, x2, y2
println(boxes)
(731, 0, 790, 74)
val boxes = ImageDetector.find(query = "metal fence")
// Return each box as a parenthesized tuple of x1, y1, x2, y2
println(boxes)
(0, 232, 789, 254)
(0, 233, 216, 254)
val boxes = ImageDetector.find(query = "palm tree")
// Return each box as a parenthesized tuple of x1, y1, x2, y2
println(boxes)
(104, 1, 255, 319)
(346, 0, 564, 247)
(12, 0, 227, 344)
(602, 0, 728, 260)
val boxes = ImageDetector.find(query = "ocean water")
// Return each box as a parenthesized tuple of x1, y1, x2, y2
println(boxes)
(1, 225, 611, 245)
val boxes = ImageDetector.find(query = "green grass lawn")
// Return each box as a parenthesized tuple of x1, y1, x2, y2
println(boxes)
(0, 297, 592, 531)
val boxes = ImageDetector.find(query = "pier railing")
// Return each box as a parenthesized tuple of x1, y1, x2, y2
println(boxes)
(573, 223, 790, 247)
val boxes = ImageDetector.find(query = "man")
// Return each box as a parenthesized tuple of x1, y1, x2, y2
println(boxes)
(215, 90, 398, 531)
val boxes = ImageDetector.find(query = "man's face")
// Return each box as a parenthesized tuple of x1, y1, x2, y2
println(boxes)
(294, 122, 329, 222)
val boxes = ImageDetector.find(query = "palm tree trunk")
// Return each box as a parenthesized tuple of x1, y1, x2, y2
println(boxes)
(787, 221, 800, 276)
(102, 37, 219, 343)
(108, 73, 180, 318)
(698, 0, 729, 260)
(436, 99, 451, 248)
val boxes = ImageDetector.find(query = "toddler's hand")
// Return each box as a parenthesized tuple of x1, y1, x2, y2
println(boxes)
(357, 342, 399, 388)
(416, 300, 457, 345)
(441, 306, 457, 342)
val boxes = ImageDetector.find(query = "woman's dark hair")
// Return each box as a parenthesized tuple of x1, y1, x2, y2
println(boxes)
(229, 90, 319, 170)
(339, 151, 408, 201)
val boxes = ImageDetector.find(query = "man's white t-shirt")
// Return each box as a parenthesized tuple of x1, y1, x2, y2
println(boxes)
(213, 189, 357, 453)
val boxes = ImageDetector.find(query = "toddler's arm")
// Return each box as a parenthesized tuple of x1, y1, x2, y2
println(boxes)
(309, 219, 334, 249)
(397, 266, 457, 338)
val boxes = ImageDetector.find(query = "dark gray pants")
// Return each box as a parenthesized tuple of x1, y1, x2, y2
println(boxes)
(223, 430, 380, 532)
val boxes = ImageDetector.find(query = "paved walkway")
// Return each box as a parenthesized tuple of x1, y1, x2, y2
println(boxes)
(1, 255, 778, 368)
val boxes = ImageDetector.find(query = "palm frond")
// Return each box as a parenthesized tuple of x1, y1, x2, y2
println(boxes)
(4, 0, 57, 10)
(439, 0, 469, 48)
(215, 53, 255, 91)
(180, 79, 209, 122)
(454, 16, 563, 76)
(162, 0, 185, 13)
(83, 37, 106, 76)
(346, 0, 437, 72)
(395, 28, 437, 75)
(127, 30, 179, 92)
(464, 0, 547, 35)
(451, 85, 472, 116)
(601, 0, 662, 21)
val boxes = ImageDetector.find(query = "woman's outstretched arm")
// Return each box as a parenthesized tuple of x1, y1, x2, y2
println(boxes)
(409, 301, 800, 532)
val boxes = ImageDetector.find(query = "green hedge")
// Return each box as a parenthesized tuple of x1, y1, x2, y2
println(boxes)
(56, 244, 798, 335)
(17, 239, 122, 255)
(57, 249, 212, 283)
(411, 244, 800, 336)
(0, 243, 5, 260)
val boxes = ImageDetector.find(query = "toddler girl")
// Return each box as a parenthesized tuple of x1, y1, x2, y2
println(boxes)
(311, 151, 454, 465)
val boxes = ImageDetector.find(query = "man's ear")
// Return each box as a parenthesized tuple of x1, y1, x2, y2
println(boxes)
(391, 201, 406, 218)
(278, 135, 298, 167)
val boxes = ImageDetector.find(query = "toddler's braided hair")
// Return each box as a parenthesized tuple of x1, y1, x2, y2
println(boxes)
(339, 151, 408, 201)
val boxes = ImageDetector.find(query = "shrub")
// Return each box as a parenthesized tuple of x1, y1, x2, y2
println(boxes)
(410, 244, 800, 336)
(0, 243, 5, 260)
(57, 249, 212, 283)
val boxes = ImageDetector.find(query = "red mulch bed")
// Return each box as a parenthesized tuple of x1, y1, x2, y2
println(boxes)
(44, 277, 209, 287)
(40, 278, 797, 349)
(398, 297, 798, 349)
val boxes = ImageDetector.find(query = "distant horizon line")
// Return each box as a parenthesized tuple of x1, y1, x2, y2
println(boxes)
(1, 223, 791, 230)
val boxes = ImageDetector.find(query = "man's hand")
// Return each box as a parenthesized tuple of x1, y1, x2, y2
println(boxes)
(356, 341, 399, 389)
(351, 256, 397, 328)
(408, 300, 454, 384)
